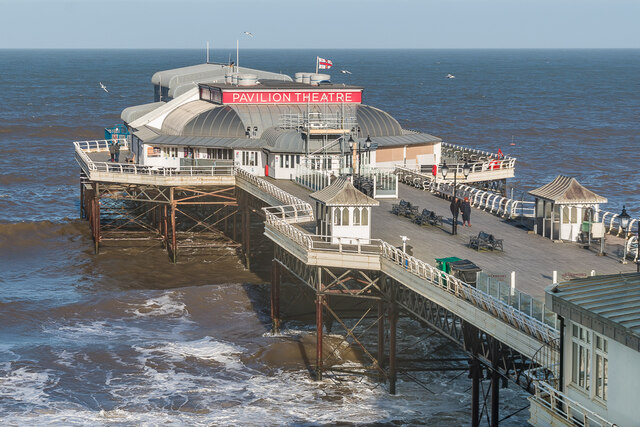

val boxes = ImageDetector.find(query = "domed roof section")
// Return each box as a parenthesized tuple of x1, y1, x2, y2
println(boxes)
(161, 100, 246, 138)
(356, 105, 403, 137)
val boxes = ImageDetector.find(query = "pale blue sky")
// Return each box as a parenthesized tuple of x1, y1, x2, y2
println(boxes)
(1, 0, 639, 49)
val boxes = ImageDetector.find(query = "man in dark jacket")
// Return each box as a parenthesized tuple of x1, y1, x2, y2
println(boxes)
(450, 197, 461, 234)
(109, 142, 116, 162)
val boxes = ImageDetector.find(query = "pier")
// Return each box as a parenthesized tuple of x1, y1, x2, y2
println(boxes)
(75, 139, 631, 426)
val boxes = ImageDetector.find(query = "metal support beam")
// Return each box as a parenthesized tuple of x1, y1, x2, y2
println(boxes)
(271, 258, 281, 333)
(491, 339, 500, 427)
(471, 357, 481, 427)
(378, 298, 385, 373)
(389, 297, 397, 394)
(170, 187, 177, 263)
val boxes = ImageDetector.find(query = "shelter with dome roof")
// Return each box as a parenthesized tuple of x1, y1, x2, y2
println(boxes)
(529, 175, 608, 242)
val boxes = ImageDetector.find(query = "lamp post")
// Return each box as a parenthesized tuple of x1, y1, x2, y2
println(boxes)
(348, 135, 356, 177)
(349, 135, 372, 183)
(441, 160, 471, 235)
(619, 205, 630, 264)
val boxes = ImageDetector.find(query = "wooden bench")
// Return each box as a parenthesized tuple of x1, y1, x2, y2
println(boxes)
(469, 231, 503, 251)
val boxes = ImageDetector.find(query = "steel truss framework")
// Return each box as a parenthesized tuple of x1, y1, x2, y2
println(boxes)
(272, 243, 557, 426)
(81, 180, 243, 262)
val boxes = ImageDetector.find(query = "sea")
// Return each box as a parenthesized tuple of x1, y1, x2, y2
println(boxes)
(0, 49, 639, 426)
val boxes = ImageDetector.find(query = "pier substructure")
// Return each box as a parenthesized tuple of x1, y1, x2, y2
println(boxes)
(272, 245, 390, 384)
(80, 181, 242, 261)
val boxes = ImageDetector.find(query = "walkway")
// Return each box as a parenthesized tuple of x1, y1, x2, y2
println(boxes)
(272, 179, 636, 297)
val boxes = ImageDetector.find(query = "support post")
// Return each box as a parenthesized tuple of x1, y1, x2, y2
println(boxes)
(80, 181, 84, 219)
(471, 358, 481, 427)
(170, 187, 177, 263)
(378, 298, 385, 373)
(93, 188, 100, 254)
(389, 297, 397, 394)
(270, 259, 281, 333)
(162, 205, 168, 249)
(491, 339, 500, 427)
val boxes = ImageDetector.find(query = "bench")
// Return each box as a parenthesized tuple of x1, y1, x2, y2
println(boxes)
(391, 200, 419, 218)
(412, 209, 443, 226)
(469, 231, 503, 251)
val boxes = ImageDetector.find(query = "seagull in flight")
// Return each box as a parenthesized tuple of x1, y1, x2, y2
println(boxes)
(243, 31, 254, 37)
(99, 82, 109, 93)
(340, 70, 352, 74)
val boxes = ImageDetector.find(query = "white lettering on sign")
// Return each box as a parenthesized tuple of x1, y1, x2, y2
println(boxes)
(222, 90, 362, 104)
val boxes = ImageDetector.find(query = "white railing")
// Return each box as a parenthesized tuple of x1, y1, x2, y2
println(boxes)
(380, 241, 559, 346)
(236, 168, 314, 219)
(74, 139, 235, 177)
(600, 208, 640, 237)
(530, 381, 615, 427)
(395, 165, 535, 219)
(263, 204, 314, 224)
(441, 142, 517, 171)
(264, 210, 382, 254)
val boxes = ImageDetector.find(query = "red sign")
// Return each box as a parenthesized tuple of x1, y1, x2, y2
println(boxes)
(222, 90, 362, 104)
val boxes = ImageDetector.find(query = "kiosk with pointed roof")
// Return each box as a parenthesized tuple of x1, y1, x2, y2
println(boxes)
(310, 177, 379, 244)
(529, 175, 607, 242)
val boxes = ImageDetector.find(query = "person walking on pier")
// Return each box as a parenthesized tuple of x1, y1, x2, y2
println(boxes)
(450, 197, 461, 227)
(109, 142, 116, 162)
(114, 141, 121, 163)
(462, 196, 472, 227)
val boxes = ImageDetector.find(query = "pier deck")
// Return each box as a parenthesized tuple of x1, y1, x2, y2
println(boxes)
(271, 179, 636, 297)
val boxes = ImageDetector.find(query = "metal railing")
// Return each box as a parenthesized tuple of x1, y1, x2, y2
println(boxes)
(476, 272, 557, 327)
(264, 210, 382, 254)
(530, 380, 615, 427)
(263, 204, 314, 224)
(236, 168, 314, 218)
(395, 165, 535, 219)
(74, 139, 235, 177)
(380, 242, 559, 346)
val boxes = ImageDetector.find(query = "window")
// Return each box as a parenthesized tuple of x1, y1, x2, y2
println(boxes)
(169, 147, 178, 158)
(206, 148, 232, 159)
(333, 208, 341, 226)
(296, 155, 300, 165)
(285, 155, 290, 168)
(362, 207, 369, 226)
(571, 323, 608, 401)
(147, 146, 161, 157)
(242, 151, 258, 166)
(353, 208, 361, 225)
(341, 207, 349, 226)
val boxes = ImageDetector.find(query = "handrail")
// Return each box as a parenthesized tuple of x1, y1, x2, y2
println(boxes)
(379, 241, 559, 346)
(236, 168, 314, 220)
(74, 139, 235, 178)
(531, 380, 615, 427)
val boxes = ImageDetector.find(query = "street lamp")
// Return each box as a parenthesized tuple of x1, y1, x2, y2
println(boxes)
(348, 135, 355, 176)
(441, 160, 471, 235)
(349, 136, 372, 183)
(619, 205, 630, 264)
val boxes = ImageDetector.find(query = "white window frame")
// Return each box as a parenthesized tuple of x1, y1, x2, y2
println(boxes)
(570, 323, 608, 402)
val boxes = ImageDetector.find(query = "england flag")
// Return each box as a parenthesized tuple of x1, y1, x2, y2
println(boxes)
(317, 57, 333, 70)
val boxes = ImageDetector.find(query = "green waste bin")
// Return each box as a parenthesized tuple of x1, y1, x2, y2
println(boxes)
(435, 257, 462, 274)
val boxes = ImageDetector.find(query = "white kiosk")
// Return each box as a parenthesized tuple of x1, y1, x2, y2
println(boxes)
(310, 177, 379, 244)
(529, 175, 607, 242)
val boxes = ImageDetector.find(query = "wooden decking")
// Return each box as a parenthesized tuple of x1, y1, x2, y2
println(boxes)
(272, 179, 636, 297)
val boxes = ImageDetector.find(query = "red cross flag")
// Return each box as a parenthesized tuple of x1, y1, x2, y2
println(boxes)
(317, 57, 333, 70)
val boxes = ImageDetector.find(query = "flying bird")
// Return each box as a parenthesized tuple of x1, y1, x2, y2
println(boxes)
(340, 70, 352, 74)
(99, 82, 109, 93)
(243, 31, 254, 37)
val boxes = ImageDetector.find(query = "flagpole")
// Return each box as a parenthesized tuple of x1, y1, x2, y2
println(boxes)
(316, 56, 318, 74)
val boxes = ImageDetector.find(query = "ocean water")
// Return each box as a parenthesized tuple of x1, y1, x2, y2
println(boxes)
(1, 49, 639, 425)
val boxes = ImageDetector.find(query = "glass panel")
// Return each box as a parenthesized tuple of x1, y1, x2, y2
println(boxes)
(596, 354, 602, 398)
(572, 342, 578, 385)
(353, 208, 360, 226)
(585, 348, 590, 391)
(333, 208, 340, 225)
(342, 207, 349, 225)
(362, 207, 369, 226)
(603, 358, 608, 400)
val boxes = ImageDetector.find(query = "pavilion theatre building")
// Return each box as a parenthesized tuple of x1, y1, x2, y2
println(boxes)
(121, 63, 442, 178)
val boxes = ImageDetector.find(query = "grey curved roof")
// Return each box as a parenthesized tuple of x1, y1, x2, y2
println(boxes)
(152, 63, 292, 99)
(161, 100, 246, 138)
(261, 127, 306, 153)
(357, 105, 403, 137)
(121, 102, 165, 124)
(364, 131, 441, 148)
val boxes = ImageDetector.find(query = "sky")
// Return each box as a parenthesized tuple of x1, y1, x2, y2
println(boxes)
(1, 0, 639, 49)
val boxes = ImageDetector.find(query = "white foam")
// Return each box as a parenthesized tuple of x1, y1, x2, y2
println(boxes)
(135, 337, 245, 370)
(126, 292, 188, 319)
(0, 367, 54, 406)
